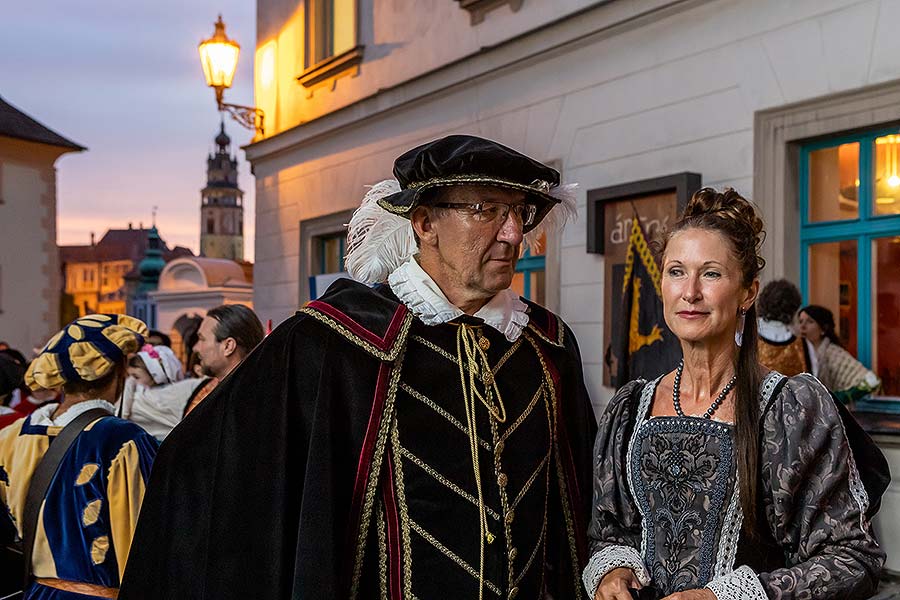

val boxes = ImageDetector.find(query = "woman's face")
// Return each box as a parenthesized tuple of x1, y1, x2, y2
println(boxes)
(662, 228, 757, 346)
(797, 311, 824, 345)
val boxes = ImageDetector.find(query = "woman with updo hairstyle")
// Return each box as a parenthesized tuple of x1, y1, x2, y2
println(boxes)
(583, 188, 884, 600)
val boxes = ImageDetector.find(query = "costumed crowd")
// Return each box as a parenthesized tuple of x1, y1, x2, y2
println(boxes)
(0, 135, 891, 600)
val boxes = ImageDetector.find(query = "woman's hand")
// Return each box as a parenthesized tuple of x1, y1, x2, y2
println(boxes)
(661, 589, 716, 600)
(595, 567, 641, 600)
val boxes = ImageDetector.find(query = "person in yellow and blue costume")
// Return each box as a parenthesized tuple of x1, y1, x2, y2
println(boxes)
(0, 314, 158, 599)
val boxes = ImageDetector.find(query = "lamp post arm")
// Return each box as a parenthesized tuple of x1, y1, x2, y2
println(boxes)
(219, 101, 265, 136)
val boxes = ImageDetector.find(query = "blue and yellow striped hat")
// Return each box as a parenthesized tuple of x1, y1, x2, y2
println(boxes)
(26, 314, 148, 390)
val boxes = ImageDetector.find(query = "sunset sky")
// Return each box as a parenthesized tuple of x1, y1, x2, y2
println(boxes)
(2, 0, 258, 260)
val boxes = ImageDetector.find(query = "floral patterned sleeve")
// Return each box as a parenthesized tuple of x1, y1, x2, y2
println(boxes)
(582, 380, 650, 597)
(754, 374, 884, 599)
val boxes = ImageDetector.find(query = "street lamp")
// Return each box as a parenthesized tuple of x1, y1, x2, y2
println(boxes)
(198, 15, 264, 136)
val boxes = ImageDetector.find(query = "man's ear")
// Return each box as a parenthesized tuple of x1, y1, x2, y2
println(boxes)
(222, 337, 238, 358)
(411, 206, 437, 248)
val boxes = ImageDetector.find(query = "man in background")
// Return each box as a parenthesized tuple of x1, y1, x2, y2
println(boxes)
(183, 304, 264, 416)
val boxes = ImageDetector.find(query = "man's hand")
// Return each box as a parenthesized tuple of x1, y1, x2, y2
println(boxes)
(594, 567, 642, 600)
(661, 589, 716, 600)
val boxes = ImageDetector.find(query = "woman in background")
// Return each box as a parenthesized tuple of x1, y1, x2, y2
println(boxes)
(798, 305, 880, 403)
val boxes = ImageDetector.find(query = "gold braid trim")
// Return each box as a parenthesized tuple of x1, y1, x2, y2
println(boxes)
(377, 498, 389, 600)
(299, 307, 414, 361)
(400, 382, 492, 450)
(489, 418, 515, 594)
(499, 386, 543, 445)
(411, 335, 457, 364)
(348, 345, 407, 600)
(492, 338, 523, 375)
(510, 451, 551, 512)
(409, 520, 503, 597)
(522, 331, 585, 600)
(526, 314, 566, 348)
(390, 415, 415, 599)
(397, 444, 501, 521)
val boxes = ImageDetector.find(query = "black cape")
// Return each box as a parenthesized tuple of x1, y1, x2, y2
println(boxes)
(119, 280, 596, 599)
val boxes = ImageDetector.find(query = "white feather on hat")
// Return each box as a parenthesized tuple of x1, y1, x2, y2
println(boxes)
(345, 180, 417, 284)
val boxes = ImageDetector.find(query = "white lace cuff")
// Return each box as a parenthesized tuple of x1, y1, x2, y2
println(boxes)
(582, 544, 650, 597)
(705, 565, 767, 600)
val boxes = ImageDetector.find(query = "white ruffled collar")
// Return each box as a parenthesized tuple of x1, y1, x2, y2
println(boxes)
(757, 318, 795, 343)
(388, 256, 530, 342)
(29, 399, 115, 428)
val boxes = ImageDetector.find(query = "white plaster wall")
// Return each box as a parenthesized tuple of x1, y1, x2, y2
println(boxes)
(251, 0, 900, 414)
(256, 0, 608, 135)
(0, 159, 56, 352)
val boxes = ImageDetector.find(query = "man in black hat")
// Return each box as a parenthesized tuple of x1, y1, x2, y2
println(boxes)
(121, 135, 596, 600)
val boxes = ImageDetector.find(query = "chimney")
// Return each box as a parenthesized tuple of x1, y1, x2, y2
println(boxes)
(128, 222, 133, 230)
(90, 232, 95, 246)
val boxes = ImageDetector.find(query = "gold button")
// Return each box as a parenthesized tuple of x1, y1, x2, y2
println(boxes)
(495, 441, 504, 454)
(482, 371, 494, 385)
(505, 510, 515, 524)
(509, 586, 519, 599)
(509, 547, 518, 561)
(498, 473, 508, 487)
(478, 336, 490, 351)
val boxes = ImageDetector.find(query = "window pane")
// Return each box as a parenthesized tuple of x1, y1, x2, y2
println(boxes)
(808, 240, 858, 356)
(874, 134, 900, 216)
(333, 0, 355, 56)
(510, 272, 525, 298)
(808, 142, 859, 222)
(320, 235, 346, 274)
(873, 236, 900, 396)
(530, 269, 546, 305)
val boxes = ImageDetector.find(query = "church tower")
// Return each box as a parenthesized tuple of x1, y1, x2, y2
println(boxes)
(200, 122, 244, 260)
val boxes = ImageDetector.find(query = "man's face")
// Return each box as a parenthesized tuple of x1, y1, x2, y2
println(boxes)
(193, 316, 229, 378)
(417, 185, 528, 305)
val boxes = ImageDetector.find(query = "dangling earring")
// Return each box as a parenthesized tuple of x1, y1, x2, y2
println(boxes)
(735, 307, 747, 347)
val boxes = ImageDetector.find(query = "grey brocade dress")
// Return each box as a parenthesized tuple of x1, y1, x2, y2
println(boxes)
(583, 372, 885, 600)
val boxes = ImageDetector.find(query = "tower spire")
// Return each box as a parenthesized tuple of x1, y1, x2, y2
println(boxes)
(200, 122, 244, 260)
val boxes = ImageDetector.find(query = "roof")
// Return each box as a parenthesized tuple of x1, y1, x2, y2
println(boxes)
(157, 257, 253, 292)
(60, 227, 194, 264)
(0, 95, 85, 151)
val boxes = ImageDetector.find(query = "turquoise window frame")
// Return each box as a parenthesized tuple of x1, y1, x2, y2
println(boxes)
(516, 249, 545, 301)
(799, 125, 900, 368)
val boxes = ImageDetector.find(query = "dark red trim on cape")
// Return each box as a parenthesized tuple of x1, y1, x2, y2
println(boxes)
(384, 453, 403, 600)
(537, 342, 588, 565)
(344, 361, 393, 591)
(307, 299, 408, 354)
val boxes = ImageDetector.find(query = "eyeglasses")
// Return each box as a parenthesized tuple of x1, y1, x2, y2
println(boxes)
(432, 201, 538, 227)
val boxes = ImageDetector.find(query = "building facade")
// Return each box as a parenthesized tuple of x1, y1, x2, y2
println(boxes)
(60, 225, 193, 320)
(0, 95, 83, 353)
(150, 257, 254, 362)
(200, 123, 245, 261)
(247, 0, 900, 569)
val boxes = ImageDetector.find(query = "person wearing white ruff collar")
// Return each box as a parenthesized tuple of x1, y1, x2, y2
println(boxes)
(120, 134, 597, 600)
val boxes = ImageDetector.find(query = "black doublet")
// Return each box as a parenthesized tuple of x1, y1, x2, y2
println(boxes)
(120, 280, 596, 600)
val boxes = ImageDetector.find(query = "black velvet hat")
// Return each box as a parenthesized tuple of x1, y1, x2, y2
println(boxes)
(376, 135, 561, 233)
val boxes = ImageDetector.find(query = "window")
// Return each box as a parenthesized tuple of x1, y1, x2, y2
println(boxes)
(511, 235, 545, 304)
(298, 0, 363, 88)
(800, 128, 900, 397)
(207, 217, 215, 234)
(316, 233, 346, 275)
(300, 210, 354, 303)
(309, 0, 356, 64)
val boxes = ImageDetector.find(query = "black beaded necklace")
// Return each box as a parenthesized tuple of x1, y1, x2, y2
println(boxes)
(672, 359, 737, 419)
